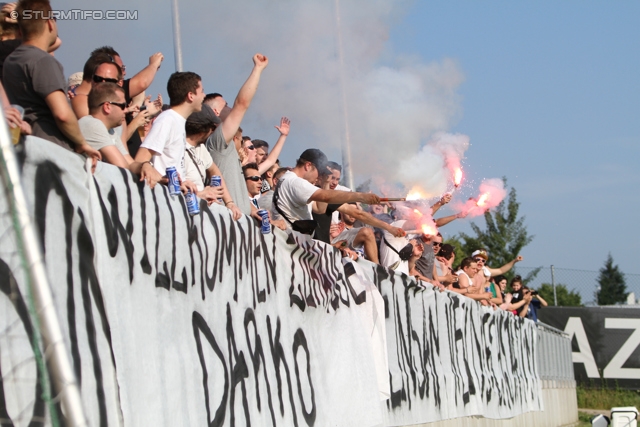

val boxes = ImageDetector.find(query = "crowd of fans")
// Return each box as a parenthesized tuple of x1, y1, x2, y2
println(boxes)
(0, 0, 546, 321)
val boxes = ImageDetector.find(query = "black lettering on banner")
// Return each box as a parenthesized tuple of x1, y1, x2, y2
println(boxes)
(292, 329, 316, 426)
(244, 309, 276, 426)
(225, 304, 250, 426)
(193, 311, 229, 427)
(0, 259, 48, 425)
(132, 171, 152, 274)
(33, 161, 83, 383)
(77, 209, 112, 427)
(267, 316, 298, 426)
(94, 183, 135, 283)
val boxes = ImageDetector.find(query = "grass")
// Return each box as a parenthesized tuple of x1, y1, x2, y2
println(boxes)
(577, 386, 640, 409)
(577, 411, 593, 426)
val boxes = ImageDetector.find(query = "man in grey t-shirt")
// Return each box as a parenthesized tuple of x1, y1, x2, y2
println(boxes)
(3, 0, 99, 165)
(206, 53, 268, 216)
(78, 82, 157, 180)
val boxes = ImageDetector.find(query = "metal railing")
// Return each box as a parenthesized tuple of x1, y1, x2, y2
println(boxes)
(536, 321, 574, 385)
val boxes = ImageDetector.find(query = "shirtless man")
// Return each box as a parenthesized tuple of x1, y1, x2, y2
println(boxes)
(471, 248, 522, 305)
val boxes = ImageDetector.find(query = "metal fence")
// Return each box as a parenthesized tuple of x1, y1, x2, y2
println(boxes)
(536, 322, 574, 385)
(514, 266, 640, 306)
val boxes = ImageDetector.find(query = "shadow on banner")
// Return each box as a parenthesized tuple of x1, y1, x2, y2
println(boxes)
(538, 307, 640, 389)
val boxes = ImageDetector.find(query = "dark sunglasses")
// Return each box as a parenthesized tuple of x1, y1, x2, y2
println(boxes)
(473, 258, 485, 263)
(432, 242, 442, 247)
(100, 101, 126, 110)
(93, 75, 119, 84)
(245, 175, 262, 182)
(246, 145, 255, 150)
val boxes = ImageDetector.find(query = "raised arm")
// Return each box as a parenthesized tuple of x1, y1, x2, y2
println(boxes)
(257, 117, 289, 175)
(431, 193, 451, 215)
(309, 189, 380, 206)
(337, 204, 405, 237)
(220, 54, 269, 143)
(128, 53, 164, 98)
(435, 210, 466, 227)
(487, 255, 523, 276)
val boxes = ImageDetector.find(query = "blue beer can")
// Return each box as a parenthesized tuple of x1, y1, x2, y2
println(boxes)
(166, 166, 181, 195)
(209, 175, 223, 203)
(257, 209, 271, 234)
(185, 191, 200, 216)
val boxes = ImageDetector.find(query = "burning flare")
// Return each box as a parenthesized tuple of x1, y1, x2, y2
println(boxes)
(421, 223, 437, 236)
(454, 168, 463, 187)
(476, 193, 489, 207)
(413, 209, 423, 218)
(406, 186, 428, 201)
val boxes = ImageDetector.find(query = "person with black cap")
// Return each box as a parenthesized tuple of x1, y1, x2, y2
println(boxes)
(272, 148, 382, 235)
(183, 104, 242, 220)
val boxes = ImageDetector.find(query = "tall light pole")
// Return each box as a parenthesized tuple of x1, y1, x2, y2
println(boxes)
(171, 0, 184, 72)
(334, 0, 354, 189)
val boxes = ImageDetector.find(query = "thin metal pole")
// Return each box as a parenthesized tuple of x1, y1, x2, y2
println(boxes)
(334, 0, 354, 190)
(0, 129, 87, 423)
(171, 0, 184, 72)
(551, 265, 557, 306)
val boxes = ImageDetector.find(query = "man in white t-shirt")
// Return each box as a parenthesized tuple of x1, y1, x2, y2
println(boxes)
(273, 148, 381, 233)
(134, 71, 203, 192)
(78, 82, 159, 182)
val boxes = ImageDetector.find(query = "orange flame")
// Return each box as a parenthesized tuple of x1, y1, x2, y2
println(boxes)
(454, 168, 463, 187)
(421, 223, 437, 236)
(476, 193, 489, 207)
(406, 186, 428, 201)
(413, 209, 423, 218)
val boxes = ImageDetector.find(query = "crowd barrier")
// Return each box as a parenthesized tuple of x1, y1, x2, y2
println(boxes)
(0, 137, 563, 426)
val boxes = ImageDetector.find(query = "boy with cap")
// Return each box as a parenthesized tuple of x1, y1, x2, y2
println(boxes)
(272, 148, 382, 233)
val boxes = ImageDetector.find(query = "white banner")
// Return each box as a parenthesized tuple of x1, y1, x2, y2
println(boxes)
(0, 137, 542, 426)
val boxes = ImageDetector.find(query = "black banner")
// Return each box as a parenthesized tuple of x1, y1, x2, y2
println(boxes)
(538, 307, 640, 389)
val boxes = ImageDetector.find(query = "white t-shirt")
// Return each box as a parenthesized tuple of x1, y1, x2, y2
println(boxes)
(140, 109, 187, 177)
(78, 116, 127, 155)
(379, 220, 408, 269)
(456, 270, 472, 288)
(275, 171, 319, 225)
(331, 184, 352, 224)
(184, 144, 213, 191)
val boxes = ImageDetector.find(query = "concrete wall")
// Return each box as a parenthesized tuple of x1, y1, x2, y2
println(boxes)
(407, 380, 578, 427)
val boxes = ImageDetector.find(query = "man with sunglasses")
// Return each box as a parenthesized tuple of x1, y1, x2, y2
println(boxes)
(471, 249, 523, 305)
(3, 0, 100, 167)
(78, 82, 161, 185)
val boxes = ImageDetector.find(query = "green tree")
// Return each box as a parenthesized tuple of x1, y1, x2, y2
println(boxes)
(596, 254, 627, 305)
(536, 283, 583, 307)
(456, 178, 539, 282)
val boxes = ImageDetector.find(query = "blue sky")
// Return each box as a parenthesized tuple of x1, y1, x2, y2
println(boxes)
(53, 0, 639, 275)
(386, 1, 640, 274)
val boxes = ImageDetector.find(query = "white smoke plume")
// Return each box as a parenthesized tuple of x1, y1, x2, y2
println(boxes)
(174, 0, 464, 187)
(397, 132, 470, 198)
